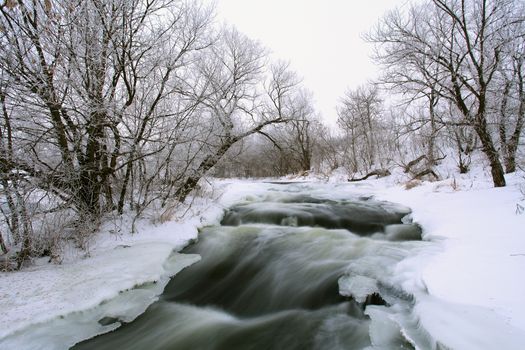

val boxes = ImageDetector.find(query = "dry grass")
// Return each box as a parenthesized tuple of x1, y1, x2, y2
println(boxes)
(404, 179, 422, 190)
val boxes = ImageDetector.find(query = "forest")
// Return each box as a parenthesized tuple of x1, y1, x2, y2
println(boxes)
(1, 0, 524, 268)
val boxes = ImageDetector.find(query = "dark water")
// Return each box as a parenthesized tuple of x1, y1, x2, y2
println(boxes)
(74, 188, 422, 350)
(221, 194, 421, 239)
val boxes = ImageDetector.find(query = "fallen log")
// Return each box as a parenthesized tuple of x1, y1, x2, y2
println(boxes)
(412, 168, 439, 181)
(348, 169, 391, 182)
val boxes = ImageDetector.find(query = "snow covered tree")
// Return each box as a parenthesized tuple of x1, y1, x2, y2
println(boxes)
(337, 84, 385, 173)
(368, 0, 525, 187)
(494, 40, 525, 173)
(171, 28, 290, 202)
(0, 0, 321, 265)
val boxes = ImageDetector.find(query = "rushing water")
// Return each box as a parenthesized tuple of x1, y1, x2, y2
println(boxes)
(74, 183, 428, 350)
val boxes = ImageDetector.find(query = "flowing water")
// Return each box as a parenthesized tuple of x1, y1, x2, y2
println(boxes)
(74, 183, 428, 350)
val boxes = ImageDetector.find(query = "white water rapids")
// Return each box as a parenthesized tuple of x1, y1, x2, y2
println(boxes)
(70, 183, 434, 349)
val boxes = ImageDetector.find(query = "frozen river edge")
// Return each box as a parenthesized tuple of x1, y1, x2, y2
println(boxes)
(1, 176, 525, 350)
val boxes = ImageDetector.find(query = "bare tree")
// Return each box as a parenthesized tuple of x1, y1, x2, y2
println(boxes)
(0, 0, 212, 213)
(264, 86, 319, 174)
(495, 39, 525, 173)
(172, 29, 299, 203)
(0, 0, 216, 263)
(0, 1, 321, 265)
(311, 126, 341, 175)
(337, 84, 384, 173)
(196, 62, 325, 179)
(368, 0, 525, 187)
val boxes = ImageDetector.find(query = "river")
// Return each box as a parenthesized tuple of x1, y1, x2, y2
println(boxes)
(74, 182, 430, 349)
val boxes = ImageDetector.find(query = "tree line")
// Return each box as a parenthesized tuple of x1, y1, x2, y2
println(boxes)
(225, 0, 525, 187)
(337, 0, 525, 185)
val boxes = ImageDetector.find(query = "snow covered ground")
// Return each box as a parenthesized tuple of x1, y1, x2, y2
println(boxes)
(348, 168, 525, 349)
(1, 165, 524, 349)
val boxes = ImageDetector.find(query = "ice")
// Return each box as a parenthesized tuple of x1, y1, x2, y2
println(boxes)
(0, 245, 200, 350)
(365, 305, 412, 348)
(0, 251, 200, 350)
(338, 274, 379, 303)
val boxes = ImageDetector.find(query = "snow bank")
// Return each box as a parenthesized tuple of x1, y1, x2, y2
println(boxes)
(0, 243, 187, 338)
(362, 168, 525, 349)
(0, 202, 216, 349)
(0, 250, 200, 350)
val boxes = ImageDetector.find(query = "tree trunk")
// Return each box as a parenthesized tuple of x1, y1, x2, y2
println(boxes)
(1, 178, 20, 242)
(427, 89, 439, 167)
(474, 119, 506, 187)
(0, 230, 8, 254)
(350, 129, 358, 173)
(175, 138, 237, 203)
(348, 169, 391, 181)
(450, 76, 505, 186)
(117, 161, 133, 215)
(78, 113, 106, 215)
(504, 62, 525, 173)
(14, 190, 32, 269)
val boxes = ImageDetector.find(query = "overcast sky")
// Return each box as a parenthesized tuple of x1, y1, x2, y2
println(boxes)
(209, 0, 409, 127)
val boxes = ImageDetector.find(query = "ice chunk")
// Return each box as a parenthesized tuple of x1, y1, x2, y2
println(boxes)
(384, 224, 422, 241)
(365, 305, 414, 348)
(338, 274, 379, 303)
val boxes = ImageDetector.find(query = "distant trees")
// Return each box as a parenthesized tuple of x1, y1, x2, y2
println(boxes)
(337, 84, 383, 173)
(0, 0, 320, 267)
(211, 65, 324, 178)
(257, 81, 321, 175)
(364, 0, 525, 187)
(336, 82, 405, 179)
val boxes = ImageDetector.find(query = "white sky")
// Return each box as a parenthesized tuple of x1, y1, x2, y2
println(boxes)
(209, 0, 408, 127)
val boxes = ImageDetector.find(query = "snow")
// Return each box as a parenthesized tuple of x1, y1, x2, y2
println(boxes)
(359, 167, 525, 349)
(415, 296, 525, 349)
(1, 165, 525, 349)
(0, 214, 207, 349)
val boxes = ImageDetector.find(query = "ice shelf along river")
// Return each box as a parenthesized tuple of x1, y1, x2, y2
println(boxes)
(71, 182, 436, 350)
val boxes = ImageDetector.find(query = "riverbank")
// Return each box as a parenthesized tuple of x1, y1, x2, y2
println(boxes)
(0, 169, 524, 349)
(0, 181, 285, 349)
(346, 169, 525, 349)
